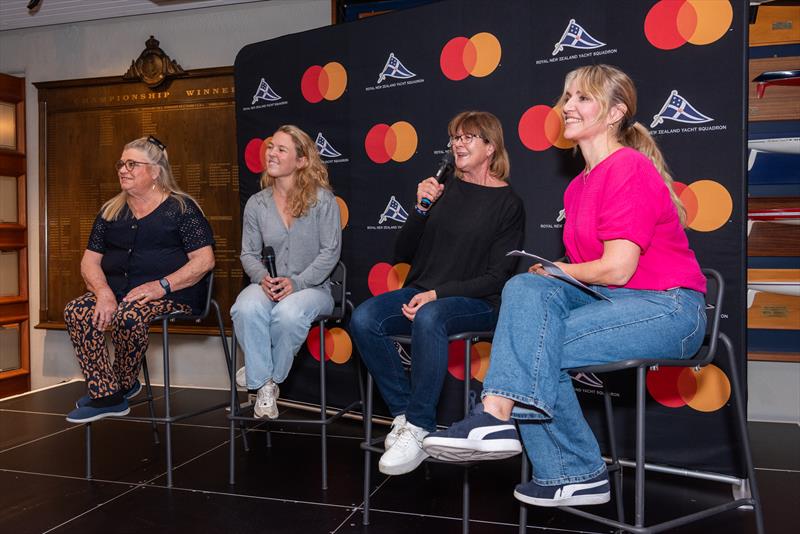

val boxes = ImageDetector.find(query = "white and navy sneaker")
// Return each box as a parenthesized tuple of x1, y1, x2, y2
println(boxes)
(514, 472, 610, 507)
(422, 404, 522, 462)
(384, 414, 407, 449)
(75, 379, 142, 409)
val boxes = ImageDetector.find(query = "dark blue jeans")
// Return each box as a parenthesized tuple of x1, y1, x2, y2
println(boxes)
(350, 287, 498, 431)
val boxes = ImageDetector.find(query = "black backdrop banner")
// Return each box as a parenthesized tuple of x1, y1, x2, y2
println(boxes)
(234, 0, 748, 477)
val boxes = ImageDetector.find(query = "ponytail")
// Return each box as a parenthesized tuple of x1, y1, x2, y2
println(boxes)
(620, 122, 686, 226)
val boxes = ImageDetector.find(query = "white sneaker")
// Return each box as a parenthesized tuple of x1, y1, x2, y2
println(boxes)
(384, 414, 407, 449)
(235, 366, 247, 388)
(378, 421, 429, 475)
(254, 381, 280, 419)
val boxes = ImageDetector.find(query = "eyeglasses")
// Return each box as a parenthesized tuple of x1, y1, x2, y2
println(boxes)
(448, 133, 486, 146)
(114, 159, 155, 172)
(147, 135, 167, 151)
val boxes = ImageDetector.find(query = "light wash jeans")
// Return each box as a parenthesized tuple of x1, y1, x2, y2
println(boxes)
(483, 273, 706, 486)
(350, 287, 498, 432)
(231, 283, 333, 390)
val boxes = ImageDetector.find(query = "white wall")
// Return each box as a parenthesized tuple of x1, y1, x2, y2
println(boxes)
(748, 361, 800, 423)
(0, 0, 330, 391)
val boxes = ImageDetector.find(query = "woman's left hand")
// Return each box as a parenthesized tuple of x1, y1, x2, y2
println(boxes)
(262, 276, 294, 302)
(402, 290, 437, 321)
(123, 280, 166, 305)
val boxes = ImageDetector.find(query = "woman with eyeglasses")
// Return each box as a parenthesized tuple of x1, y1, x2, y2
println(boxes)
(63, 136, 215, 423)
(230, 125, 341, 420)
(350, 111, 525, 475)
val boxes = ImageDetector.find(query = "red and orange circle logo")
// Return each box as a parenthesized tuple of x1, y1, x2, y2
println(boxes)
(244, 136, 271, 174)
(306, 326, 352, 364)
(447, 340, 492, 382)
(367, 262, 410, 296)
(646, 364, 731, 412)
(518, 105, 575, 152)
(673, 179, 732, 232)
(301, 62, 348, 103)
(440, 32, 502, 81)
(645, 0, 733, 50)
(364, 121, 418, 163)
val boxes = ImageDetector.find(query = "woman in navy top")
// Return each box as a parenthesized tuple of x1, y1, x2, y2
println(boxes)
(63, 136, 215, 423)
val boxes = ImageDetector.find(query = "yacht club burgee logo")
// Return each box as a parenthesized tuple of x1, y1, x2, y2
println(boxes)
(243, 78, 286, 111)
(315, 132, 349, 164)
(366, 53, 424, 91)
(536, 19, 616, 65)
(650, 90, 725, 135)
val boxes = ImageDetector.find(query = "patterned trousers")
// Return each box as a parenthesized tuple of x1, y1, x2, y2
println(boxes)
(63, 293, 191, 400)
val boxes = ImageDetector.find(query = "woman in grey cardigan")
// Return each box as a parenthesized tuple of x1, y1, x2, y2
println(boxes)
(231, 125, 341, 419)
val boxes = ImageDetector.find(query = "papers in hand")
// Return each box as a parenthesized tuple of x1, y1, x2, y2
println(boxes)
(506, 250, 611, 302)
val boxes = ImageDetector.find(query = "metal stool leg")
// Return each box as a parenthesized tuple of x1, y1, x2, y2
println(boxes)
(362, 375, 374, 525)
(141, 359, 160, 445)
(85, 423, 92, 479)
(462, 338, 473, 534)
(319, 321, 329, 490)
(634, 366, 647, 528)
(602, 382, 625, 525)
(518, 453, 528, 533)
(162, 318, 174, 488)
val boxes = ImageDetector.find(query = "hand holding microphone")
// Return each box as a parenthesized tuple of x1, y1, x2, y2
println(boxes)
(418, 151, 454, 211)
(261, 245, 293, 301)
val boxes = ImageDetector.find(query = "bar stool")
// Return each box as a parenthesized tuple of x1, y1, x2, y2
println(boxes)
(84, 271, 232, 487)
(518, 269, 764, 534)
(227, 261, 363, 490)
(361, 330, 493, 534)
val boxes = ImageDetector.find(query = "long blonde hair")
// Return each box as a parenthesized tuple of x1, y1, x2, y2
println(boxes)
(562, 64, 686, 225)
(260, 125, 331, 218)
(101, 137, 197, 221)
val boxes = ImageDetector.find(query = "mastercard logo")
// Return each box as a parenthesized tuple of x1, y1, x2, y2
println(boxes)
(306, 326, 352, 364)
(646, 364, 730, 412)
(673, 179, 732, 232)
(518, 105, 575, 152)
(447, 340, 492, 382)
(364, 121, 418, 164)
(368, 262, 410, 296)
(336, 196, 349, 229)
(244, 136, 271, 174)
(645, 0, 733, 50)
(301, 62, 348, 103)
(440, 32, 502, 81)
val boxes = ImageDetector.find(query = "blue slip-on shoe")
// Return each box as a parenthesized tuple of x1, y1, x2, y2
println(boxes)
(422, 404, 522, 462)
(514, 472, 610, 507)
(75, 379, 142, 408)
(66, 397, 130, 424)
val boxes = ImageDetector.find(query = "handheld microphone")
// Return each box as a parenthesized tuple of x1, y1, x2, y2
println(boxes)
(262, 246, 277, 278)
(419, 151, 454, 209)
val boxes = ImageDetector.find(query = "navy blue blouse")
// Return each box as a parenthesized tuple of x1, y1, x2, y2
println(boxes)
(87, 195, 215, 312)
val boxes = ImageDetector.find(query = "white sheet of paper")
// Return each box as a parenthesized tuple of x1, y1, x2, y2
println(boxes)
(507, 250, 612, 302)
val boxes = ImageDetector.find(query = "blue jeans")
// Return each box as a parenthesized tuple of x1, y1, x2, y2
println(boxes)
(350, 287, 498, 432)
(483, 273, 706, 486)
(231, 283, 333, 389)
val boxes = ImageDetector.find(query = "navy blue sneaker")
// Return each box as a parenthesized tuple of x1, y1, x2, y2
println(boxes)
(514, 472, 610, 507)
(422, 404, 522, 462)
(66, 397, 130, 423)
(75, 379, 142, 408)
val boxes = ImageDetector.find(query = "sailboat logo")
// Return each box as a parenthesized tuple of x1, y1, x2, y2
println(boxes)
(251, 78, 282, 105)
(552, 19, 606, 56)
(377, 53, 416, 84)
(650, 90, 713, 128)
(315, 133, 342, 159)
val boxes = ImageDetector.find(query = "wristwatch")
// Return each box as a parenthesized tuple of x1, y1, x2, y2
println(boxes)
(159, 277, 172, 295)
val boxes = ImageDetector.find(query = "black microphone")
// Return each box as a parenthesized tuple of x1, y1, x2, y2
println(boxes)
(262, 246, 277, 278)
(419, 151, 454, 209)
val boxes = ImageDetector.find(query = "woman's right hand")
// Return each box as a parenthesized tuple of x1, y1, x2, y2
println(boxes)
(416, 177, 445, 211)
(92, 292, 118, 330)
(528, 263, 549, 276)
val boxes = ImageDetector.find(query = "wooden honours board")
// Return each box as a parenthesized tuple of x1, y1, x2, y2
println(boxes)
(36, 68, 241, 332)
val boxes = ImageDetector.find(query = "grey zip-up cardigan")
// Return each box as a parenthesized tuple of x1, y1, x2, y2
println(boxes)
(240, 187, 341, 292)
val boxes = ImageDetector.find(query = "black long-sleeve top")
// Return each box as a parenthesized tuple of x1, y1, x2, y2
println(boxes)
(394, 177, 525, 310)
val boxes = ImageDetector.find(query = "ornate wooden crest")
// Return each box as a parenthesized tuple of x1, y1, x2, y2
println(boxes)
(123, 36, 186, 89)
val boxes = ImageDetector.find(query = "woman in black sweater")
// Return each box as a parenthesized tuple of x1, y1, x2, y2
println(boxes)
(350, 111, 525, 475)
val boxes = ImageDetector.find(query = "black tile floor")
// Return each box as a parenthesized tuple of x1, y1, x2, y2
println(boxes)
(1, 380, 796, 533)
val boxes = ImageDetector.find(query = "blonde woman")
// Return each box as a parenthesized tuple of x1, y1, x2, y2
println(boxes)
(231, 125, 341, 419)
(424, 65, 707, 508)
(64, 136, 215, 423)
